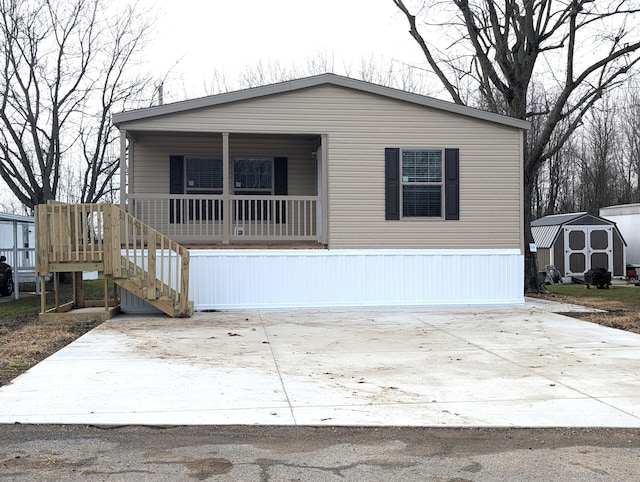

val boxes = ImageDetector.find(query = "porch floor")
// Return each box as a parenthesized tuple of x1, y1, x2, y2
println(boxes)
(181, 243, 327, 250)
(1, 300, 640, 427)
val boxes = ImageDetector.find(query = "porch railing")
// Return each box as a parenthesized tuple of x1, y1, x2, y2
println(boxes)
(129, 194, 323, 243)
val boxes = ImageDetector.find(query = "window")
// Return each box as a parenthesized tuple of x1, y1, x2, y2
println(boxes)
(186, 157, 222, 193)
(401, 149, 443, 217)
(234, 158, 272, 192)
(169, 156, 222, 223)
(384, 147, 458, 221)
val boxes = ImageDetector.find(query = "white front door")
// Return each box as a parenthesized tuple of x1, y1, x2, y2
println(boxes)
(563, 226, 613, 276)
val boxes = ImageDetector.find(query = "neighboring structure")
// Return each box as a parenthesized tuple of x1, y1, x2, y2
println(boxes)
(112, 74, 529, 310)
(531, 212, 626, 278)
(0, 212, 36, 298)
(600, 203, 640, 266)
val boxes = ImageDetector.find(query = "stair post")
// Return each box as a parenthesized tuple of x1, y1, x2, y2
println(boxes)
(180, 249, 190, 316)
(147, 231, 157, 300)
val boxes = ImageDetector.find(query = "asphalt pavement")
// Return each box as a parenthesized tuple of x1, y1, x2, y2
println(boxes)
(1, 425, 639, 481)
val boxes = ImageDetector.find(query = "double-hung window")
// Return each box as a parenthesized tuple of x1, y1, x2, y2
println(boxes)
(184, 156, 222, 221)
(401, 149, 443, 218)
(186, 157, 223, 193)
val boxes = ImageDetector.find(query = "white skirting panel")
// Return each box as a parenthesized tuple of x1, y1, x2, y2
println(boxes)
(121, 249, 524, 313)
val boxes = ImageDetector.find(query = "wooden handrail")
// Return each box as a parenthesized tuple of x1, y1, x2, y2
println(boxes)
(35, 202, 191, 316)
(117, 206, 190, 314)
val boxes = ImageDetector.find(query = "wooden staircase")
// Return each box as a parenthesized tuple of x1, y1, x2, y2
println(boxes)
(35, 202, 193, 318)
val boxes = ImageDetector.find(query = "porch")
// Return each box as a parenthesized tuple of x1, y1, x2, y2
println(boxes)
(119, 131, 328, 245)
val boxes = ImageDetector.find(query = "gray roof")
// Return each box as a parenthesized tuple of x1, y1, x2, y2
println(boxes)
(600, 203, 640, 216)
(531, 212, 590, 248)
(0, 212, 34, 223)
(113, 73, 531, 130)
(531, 212, 624, 249)
(530, 212, 589, 227)
(530, 225, 561, 249)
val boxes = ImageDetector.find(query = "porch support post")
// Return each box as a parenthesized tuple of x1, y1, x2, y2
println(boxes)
(222, 132, 230, 244)
(119, 129, 127, 211)
(321, 134, 329, 245)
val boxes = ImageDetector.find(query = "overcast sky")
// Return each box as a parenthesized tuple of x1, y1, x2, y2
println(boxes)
(142, 0, 427, 100)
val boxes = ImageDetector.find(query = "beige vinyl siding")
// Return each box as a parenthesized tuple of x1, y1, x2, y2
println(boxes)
(121, 85, 523, 250)
(132, 134, 317, 196)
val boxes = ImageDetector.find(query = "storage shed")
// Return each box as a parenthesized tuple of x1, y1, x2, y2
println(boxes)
(531, 212, 626, 277)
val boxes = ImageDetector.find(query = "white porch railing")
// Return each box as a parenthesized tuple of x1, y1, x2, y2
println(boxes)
(128, 194, 323, 244)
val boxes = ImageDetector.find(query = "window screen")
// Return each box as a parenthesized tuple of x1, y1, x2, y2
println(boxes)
(186, 157, 222, 191)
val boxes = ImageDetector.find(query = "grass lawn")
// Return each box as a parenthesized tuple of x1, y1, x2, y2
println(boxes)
(544, 283, 640, 304)
(0, 279, 112, 387)
(531, 281, 640, 335)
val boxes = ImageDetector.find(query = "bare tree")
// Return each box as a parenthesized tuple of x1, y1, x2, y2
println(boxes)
(393, 0, 640, 290)
(576, 100, 622, 213)
(201, 51, 434, 97)
(0, 0, 153, 210)
(620, 81, 640, 203)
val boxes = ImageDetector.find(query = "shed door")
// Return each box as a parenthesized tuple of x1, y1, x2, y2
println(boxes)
(563, 226, 613, 276)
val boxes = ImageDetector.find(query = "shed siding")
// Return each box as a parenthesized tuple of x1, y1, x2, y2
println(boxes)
(123, 85, 522, 250)
(613, 230, 625, 276)
(553, 233, 565, 275)
(537, 248, 551, 269)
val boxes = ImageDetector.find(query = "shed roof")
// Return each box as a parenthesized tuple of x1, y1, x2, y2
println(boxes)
(530, 212, 588, 227)
(530, 225, 561, 249)
(531, 212, 624, 249)
(113, 74, 531, 130)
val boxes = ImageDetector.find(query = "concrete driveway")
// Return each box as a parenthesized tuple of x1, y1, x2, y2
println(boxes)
(1, 299, 639, 427)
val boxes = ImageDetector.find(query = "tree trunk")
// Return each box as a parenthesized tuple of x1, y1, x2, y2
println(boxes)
(523, 165, 542, 292)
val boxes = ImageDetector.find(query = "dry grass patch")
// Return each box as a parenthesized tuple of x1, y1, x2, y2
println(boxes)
(0, 316, 101, 386)
(569, 311, 640, 334)
(535, 284, 640, 335)
(0, 279, 111, 387)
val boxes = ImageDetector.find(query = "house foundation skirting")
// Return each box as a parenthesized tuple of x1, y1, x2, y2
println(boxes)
(121, 249, 524, 313)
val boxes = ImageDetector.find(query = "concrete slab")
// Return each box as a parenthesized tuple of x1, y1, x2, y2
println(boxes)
(1, 300, 639, 427)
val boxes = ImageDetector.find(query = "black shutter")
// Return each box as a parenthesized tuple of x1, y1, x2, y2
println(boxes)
(274, 157, 288, 223)
(385, 148, 400, 220)
(169, 155, 184, 224)
(444, 148, 459, 220)
(274, 157, 288, 195)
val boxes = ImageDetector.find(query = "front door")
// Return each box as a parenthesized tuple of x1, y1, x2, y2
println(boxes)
(563, 226, 613, 276)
